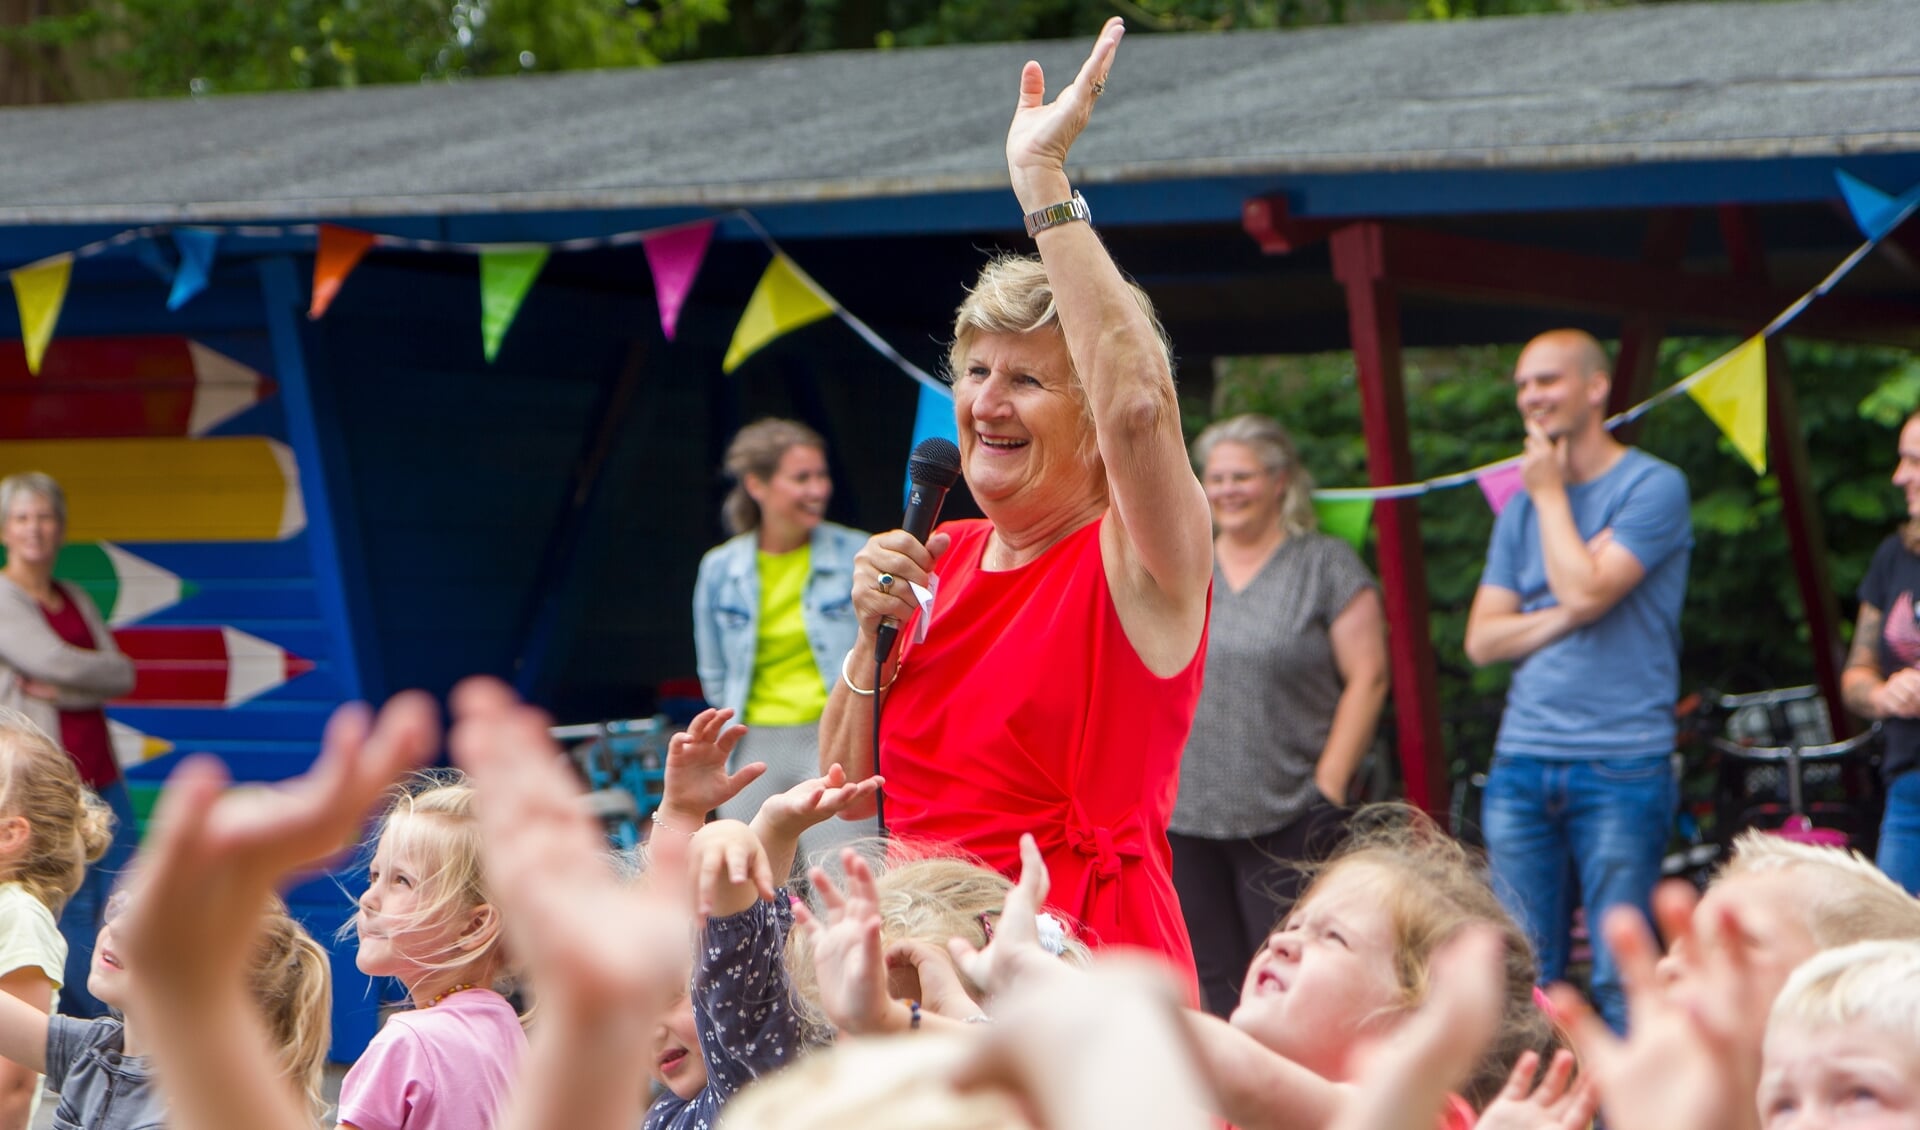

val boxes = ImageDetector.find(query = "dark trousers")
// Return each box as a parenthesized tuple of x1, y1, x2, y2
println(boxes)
(1170, 796, 1351, 1019)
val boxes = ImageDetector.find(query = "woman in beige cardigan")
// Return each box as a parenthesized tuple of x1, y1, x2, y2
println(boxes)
(0, 472, 135, 1028)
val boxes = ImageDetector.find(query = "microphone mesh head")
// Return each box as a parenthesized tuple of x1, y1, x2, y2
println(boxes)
(908, 437, 963, 488)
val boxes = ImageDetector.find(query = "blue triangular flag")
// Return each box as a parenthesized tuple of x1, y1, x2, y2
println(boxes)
(1836, 171, 1920, 242)
(133, 238, 176, 285)
(903, 382, 959, 505)
(166, 229, 219, 311)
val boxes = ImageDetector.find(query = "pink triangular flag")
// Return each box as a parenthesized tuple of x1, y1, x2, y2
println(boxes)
(642, 221, 715, 342)
(1477, 462, 1525, 515)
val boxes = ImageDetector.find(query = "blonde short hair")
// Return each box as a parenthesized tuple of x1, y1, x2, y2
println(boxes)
(725, 1033, 1034, 1130)
(946, 255, 1174, 455)
(1767, 939, 1920, 1047)
(1720, 830, 1920, 948)
(0, 709, 112, 915)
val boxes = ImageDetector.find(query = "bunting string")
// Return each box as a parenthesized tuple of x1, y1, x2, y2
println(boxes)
(5, 171, 1916, 522)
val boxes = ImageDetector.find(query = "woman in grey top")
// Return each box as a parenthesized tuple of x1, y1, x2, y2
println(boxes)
(1171, 414, 1389, 1017)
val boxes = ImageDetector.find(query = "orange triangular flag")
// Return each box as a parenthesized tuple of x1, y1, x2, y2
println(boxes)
(308, 225, 378, 320)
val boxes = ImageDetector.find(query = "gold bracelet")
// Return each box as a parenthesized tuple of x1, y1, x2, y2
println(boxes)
(840, 650, 901, 697)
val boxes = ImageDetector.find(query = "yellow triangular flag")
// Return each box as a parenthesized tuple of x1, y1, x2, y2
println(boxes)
(722, 255, 834, 374)
(11, 254, 73, 375)
(1685, 335, 1769, 475)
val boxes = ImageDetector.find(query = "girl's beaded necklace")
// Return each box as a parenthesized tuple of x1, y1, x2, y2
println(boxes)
(423, 984, 476, 1009)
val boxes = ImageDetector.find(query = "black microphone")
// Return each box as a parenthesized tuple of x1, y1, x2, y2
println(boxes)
(875, 437, 962, 660)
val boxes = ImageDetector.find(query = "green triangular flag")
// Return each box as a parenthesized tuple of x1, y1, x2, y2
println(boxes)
(479, 245, 550, 363)
(1313, 495, 1374, 551)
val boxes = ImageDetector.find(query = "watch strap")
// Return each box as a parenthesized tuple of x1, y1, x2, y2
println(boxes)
(1023, 191, 1091, 238)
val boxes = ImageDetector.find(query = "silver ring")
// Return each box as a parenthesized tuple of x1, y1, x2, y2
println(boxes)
(876, 573, 895, 592)
(1091, 78, 1106, 97)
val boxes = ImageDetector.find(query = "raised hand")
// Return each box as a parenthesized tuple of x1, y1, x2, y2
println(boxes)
(661, 707, 761, 824)
(887, 938, 985, 1021)
(948, 833, 1070, 999)
(687, 819, 777, 921)
(792, 849, 901, 1034)
(1475, 1050, 1599, 1130)
(1551, 883, 1768, 1130)
(117, 691, 439, 1130)
(751, 763, 884, 880)
(1005, 17, 1124, 209)
(449, 676, 691, 1130)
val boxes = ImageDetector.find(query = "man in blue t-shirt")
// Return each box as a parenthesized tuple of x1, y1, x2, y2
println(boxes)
(1465, 329, 1692, 1034)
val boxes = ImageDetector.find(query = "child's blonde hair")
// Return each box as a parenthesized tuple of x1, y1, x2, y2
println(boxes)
(788, 842, 1090, 1038)
(252, 898, 333, 1122)
(347, 772, 510, 986)
(724, 1033, 1032, 1130)
(1720, 829, 1920, 948)
(1767, 939, 1920, 1048)
(1295, 805, 1556, 1110)
(0, 708, 112, 914)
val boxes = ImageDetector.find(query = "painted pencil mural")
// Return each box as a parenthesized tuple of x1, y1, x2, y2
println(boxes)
(0, 333, 332, 794)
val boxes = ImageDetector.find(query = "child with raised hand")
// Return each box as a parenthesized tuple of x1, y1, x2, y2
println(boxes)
(1759, 940, 1920, 1129)
(337, 772, 525, 1130)
(0, 709, 111, 1129)
(641, 712, 881, 1129)
(954, 808, 1558, 1130)
(113, 692, 440, 1130)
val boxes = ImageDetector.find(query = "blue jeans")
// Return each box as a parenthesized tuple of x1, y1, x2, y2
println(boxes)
(1876, 771, 1920, 895)
(57, 780, 140, 1018)
(1482, 753, 1677, 1034)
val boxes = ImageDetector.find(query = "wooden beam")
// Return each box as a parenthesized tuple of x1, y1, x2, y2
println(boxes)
(1717, 205, 1851, 737)
(1329, 223, 1449, 819)
(1609, 209, 1692, 443)
(1367, 224, 1920, 349)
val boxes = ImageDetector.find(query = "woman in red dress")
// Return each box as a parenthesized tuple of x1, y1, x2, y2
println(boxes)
(0, 472, 136, 1019)
(819, 19, 1212, 987)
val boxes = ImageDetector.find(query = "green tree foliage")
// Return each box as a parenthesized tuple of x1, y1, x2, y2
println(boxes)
(1209, 339, 1920, 778)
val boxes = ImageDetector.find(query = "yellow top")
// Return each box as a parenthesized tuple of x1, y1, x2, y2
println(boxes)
(744, 544, 828, 725)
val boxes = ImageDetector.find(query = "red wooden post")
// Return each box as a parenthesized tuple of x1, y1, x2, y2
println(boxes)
(1718, 206, 1850, 736)
(1609, 210, 1693, 440)
(1329, 223, 1449, 817)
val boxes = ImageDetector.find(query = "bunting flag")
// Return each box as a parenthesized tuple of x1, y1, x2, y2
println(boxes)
(10, 255, 72, 375)
(904, 383, 959, 503)
(165, 229, 219, 311)
(308, 224, 378, 320)
(723, 255, 834, 374)
(1476, 462, 1525, 515)
(642, 221, 714, 342)
(479, 245, 550, 363)
(1313, 496, 1374, 551)
(1835, 171, 1920, 242)
(1685, 336, 1769, 475)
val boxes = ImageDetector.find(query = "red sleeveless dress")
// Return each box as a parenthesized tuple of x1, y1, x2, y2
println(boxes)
(882, 516, 1205, 985)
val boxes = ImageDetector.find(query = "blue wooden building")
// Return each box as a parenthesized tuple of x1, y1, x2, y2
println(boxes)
(0, 0, 1915, 1058)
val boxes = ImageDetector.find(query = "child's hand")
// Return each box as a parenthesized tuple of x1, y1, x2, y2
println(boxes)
(686, 819, 776, 921)
(792, 848, 902, 1035)
(660, 708, 762, 824)
(449, 677, 690, 1130)
(948, 834, 1070, 1000)
(1475, 1051, 1597, 1130)
(752, 763, 884, 840)
(1552, 882, 1767, 1130)
(116, 692, 439, 1130)
(887, 939, 985, 1022)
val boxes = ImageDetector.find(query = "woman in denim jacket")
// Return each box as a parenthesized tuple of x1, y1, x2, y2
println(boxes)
(693, 419, 875, 861)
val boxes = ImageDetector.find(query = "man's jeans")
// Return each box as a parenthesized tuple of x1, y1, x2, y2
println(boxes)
(1483, 753, 1676, 1034)
(1876, 770, 1920, 896)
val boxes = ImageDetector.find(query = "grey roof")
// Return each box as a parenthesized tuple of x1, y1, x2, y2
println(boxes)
(0, 0, 1916, 224)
